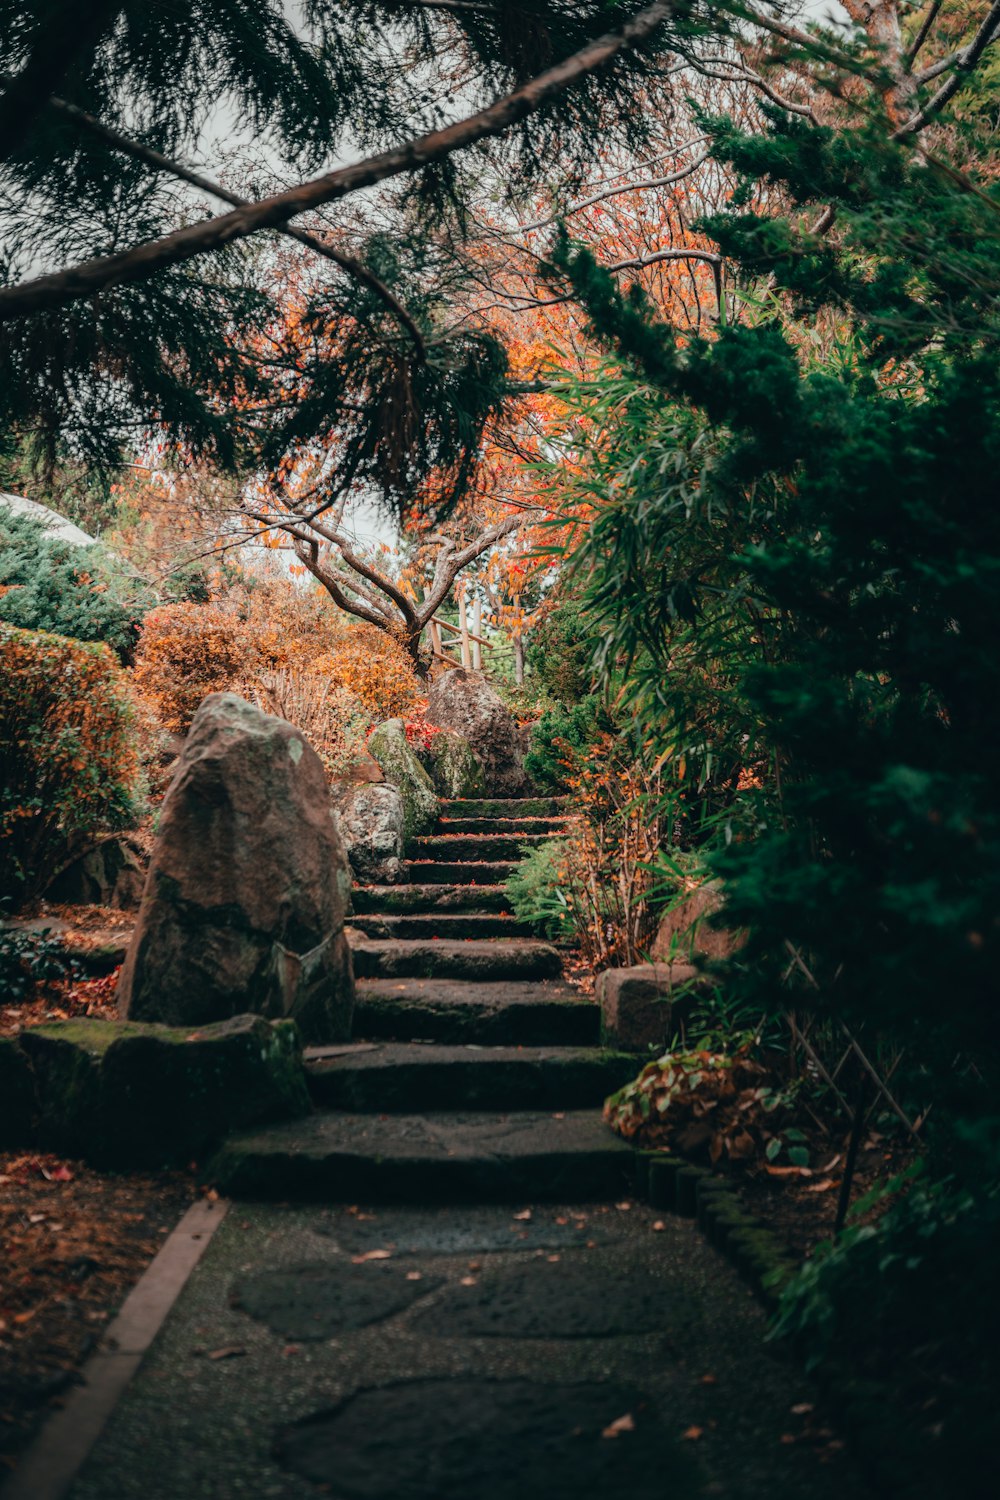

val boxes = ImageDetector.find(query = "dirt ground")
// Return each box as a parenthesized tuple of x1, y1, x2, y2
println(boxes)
(0, 1152, 196, 1474)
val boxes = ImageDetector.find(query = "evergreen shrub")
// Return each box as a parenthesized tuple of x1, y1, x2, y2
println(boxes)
(0, 508, 146, 663)
(0, 625, 142, 901)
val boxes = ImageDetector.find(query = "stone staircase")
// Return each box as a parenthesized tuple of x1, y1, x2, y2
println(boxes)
(210, 796, 638, 1201)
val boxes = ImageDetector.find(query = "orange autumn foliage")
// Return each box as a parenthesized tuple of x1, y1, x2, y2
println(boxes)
(132, 590, 420, 736)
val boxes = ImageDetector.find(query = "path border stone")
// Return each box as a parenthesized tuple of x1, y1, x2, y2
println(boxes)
(0, 1199, 229, 1500)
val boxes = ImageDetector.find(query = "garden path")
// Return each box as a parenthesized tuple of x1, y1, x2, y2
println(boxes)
(63, 799, 872, 1499)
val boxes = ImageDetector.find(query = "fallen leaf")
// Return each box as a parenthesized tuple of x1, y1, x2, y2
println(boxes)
(602, 1413, 636, 1439)
(615, 1201, 633, 1211)
(282, 1345, 300, 1357)
(699, 1375, 717, 1386)
(791, 1403, 814, 1415)
(763, 1164, 812, 1178)
(780, 1433, 796, 1445)
(208, 1345, 246, 1361)
(512, 1210, 532, 1222)
(682, 1426, 703, 1441)
(547, 1254, 561, 1263)
(651, 1220, 666, 1232)
(405, 1271, 423, 1281)
(459, 1276, 477, 1286)
(352, 1249, 392, 1262)
(805, 1178, 836, 1193)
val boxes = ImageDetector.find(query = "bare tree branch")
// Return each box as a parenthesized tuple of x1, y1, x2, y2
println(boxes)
(905, 0, 945, 68)
(0, 0, 678, 322)
(515, 142, 711, 232)
(893, 0, 1000, 137)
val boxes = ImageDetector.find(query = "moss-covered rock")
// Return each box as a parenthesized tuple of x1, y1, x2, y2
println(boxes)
(367, 718, 438, 844)
(427, 729, 486, 799)
(19, 1014, 311, 1168)
(0, 1035, 36, 1146)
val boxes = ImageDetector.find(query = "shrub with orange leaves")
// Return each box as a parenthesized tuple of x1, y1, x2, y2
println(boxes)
(132, 593, 420, 742)
(131, 603, 254, 734)
(0, 625, 142, 902)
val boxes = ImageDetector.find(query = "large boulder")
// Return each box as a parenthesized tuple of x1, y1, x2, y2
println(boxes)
(426, 670, 528, 796)
(117, 694, 354, 1042)
(335, 782, 406, 884)
(46, 835, 147, 909)
(427, 728, 486, 799)
(366, 718, 438, 843)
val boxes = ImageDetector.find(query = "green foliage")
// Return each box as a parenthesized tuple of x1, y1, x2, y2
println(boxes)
(0, 624, 142, 902)
(504, 837, 575, 941)
(0, 913, 78, 1001)
(0, 0, 693, 516)
(0, 507, 149, 661)
(525, 589, 602, 703)
(524, 694, 617, 791)
(542, 106, 1000, 1109)
(772, 1167, 1000, 1482)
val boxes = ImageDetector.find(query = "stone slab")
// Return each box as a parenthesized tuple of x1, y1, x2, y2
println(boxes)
(305, 1041, 638, 1111)
(404, 859, 517, 884)
(276, 1377, 690, 1499)
(351, 884, 512, 914)
(350, 938, 562, 982)
(207, 1109, 636, 1203)
(412, 1259, 678, 1339)
(354, 978, 599, 1046)
(350, 912, 536, 940)
(311, 1204, 617, 1255)
(231, 1262, 444, 1340)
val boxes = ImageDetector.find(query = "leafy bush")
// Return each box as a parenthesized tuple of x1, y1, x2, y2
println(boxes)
(131, 602, 256, 733)
(508, 739, 674, 967)
(242, 668, 371, 781)
(0, 915, 78, 1001)
(0, 625, 142, 901)
(524, 589, 602, 704)
(132, 594, 420, 736)
(524, 695, 616, 792)
(505, 838, 576, 942)
(0, 507, 148, 663)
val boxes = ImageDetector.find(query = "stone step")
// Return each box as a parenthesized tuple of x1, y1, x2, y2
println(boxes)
(354, 978, 599, 1046)
(351, 884, 512, 915)
(405, 860, 517, 885)
(410, 833, 553, 862)
(350, 912, 536, 941)
(304, 1042, 638, 1112)
(208, 1109, 635, 1202)
(349, 938, 562, 982)
(436, 816, 569, 835)
(443, 797, 569, 819)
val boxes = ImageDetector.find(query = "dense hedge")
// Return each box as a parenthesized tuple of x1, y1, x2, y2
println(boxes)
(0, 624, 142, 901)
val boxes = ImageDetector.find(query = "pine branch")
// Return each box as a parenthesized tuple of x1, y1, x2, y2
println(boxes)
(0, 0, 677, 322)
(0, 0, 121, 160)
(47, 93, 427, 358)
